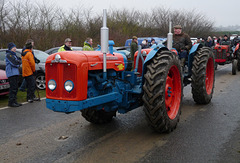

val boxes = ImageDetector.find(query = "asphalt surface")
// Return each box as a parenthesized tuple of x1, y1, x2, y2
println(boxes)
(0, 64, 240, 163)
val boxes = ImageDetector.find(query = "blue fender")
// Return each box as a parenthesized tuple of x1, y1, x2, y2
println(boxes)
(187, 43, 203, 76)
(189, 43, 203, 55)
(142, 44, 168, 76)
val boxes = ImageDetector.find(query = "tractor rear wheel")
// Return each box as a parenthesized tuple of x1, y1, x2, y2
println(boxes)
(81, 109, 116, 124)
(232, 59, 237, 75)
(191, 47, 215, 104)
(237, 51, 240, 71)
(142, 51, 183, 133)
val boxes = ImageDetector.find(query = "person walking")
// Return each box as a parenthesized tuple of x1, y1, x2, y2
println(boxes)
(58, 38, 73, 52)
(21, 42, 38, 103)
(5, 42, 22, 107)
(83, 38, 94, 51)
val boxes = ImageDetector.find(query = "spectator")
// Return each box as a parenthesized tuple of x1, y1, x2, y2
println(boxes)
(19, 39, 39, 92)
(130, 36, 138, 70)
(22, 42, 39, 103)
(232, 36, 240, 46)
(58, 38, 73, 52)
(5, 42, 22, 107)
(150, 38, 157, 47)
(217, 36, 222, 44)
(83, 37, 94, 51)
(205, 36, 213, 47)
(141, 39, 149, 49)
(130, 36, 138, 61)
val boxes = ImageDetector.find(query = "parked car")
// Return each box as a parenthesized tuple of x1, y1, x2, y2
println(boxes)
(0, 69, 10, 96)
(0, 49, 48, 90)
(45, 46, 83, 55)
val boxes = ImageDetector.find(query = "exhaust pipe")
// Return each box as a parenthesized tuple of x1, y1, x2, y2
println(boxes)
(101, 9, 109, 80)
(167, 21, 173, 50)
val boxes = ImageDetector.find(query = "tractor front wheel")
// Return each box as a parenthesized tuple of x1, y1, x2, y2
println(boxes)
(142, 51, 183, 133)
(191, 47, 215, 104)
(232, 59, 237, 75)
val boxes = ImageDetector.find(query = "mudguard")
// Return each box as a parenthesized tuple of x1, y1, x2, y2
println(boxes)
(189, 43, 203, 55)
(142, 44, 168, 75)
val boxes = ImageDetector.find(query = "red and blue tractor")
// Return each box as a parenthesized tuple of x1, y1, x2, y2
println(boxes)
(45, 10, 215, 133)
(213, 38, 240, 74)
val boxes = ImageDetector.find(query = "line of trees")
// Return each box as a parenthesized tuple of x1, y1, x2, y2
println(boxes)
(0, 0, 214, 50)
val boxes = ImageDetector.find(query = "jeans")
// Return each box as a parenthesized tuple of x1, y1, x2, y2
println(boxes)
(179, 50, 188, 59)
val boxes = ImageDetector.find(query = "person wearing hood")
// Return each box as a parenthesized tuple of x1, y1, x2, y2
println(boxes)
(83, 38, 94, 51)
(58, 38, 73, 52)
(5, 42, 22, 107)
(22, 42, 38, 103)
(19, 39, 40, 92)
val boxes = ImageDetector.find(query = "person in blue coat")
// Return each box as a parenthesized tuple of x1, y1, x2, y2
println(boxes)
(5, 42, 22, 107)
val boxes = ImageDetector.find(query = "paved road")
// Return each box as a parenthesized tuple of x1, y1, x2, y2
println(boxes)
(0, 64, 240, 163)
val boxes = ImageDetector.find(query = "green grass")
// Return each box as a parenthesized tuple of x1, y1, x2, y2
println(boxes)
(0, 89, 46, 107)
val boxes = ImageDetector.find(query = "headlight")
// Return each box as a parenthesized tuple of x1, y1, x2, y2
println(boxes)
(64, 80, 74, 92)
(48, 79, 56, 91)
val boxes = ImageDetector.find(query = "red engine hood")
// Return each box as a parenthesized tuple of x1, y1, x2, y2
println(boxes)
(46, 51, 126, 71)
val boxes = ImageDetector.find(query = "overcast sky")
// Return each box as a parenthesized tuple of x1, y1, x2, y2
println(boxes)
(9, 0, 240, 27)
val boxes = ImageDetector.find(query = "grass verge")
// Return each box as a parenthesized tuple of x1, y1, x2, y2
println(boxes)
(0, 89, 46, 108)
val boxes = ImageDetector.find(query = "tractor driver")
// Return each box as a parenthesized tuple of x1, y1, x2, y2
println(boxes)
(220, 35, 231, 45)
(172, 25, 192, 68)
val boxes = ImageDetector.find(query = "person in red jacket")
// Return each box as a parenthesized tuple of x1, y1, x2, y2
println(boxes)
(21, 42, 38, 102)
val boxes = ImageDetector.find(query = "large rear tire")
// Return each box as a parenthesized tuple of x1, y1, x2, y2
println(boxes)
(142, 51, 183, 133)
(192, 47, 215, 104)
(236, 50, 240, 71)
(81, 109, 116, 124)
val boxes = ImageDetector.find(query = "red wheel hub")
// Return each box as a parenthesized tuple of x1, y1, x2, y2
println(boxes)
(205, 58, 214, 95)
(165, 65, 181, 119)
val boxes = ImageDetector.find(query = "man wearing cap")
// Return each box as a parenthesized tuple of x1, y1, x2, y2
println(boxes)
(172, 25, 192, 67)
(5, 42, 22, 107)
(220, 35, 230, 45)
(130, 36, 138, 60)
(83, 37, 94, 51)
(58, 38, 73, 52)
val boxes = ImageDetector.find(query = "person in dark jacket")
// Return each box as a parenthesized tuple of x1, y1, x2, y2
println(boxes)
(205, 36, 213, 47)
(172, 25, 192, 67)
(22, 42, 39, 103)
(220, 35, 231, 45)
(58, 38, 73, 52)
(130, 36, 138, 70)
(5, 42, 22, 107)
(141, 39, 149, 49)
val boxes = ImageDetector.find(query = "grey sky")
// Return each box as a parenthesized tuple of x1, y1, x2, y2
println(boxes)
(10, 0, 240, 27)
